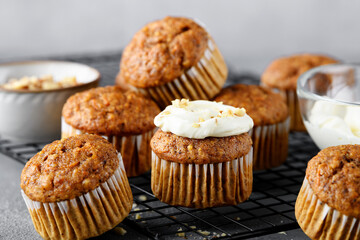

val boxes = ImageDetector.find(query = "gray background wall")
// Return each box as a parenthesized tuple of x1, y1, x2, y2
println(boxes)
(1, 0, 359, 75)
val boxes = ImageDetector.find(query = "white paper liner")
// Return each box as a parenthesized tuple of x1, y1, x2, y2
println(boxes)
(151, 148, 253, 208)
(249, 117, 290, 170)
(295, 178, 360, 240)
(132, 39, 228, 109)
(61, 117, 154, 177)
(21, 154, 133, 240)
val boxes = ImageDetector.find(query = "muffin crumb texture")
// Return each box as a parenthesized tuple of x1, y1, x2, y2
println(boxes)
(21, 134, 119, 202)
(62, 86, 160, 135)
(119, 16, 209, 88)
(215, 84, 288, 125)
(306, 144, 360, 218)
(151, 130, 252, 164)
(261, 54, 338, 90)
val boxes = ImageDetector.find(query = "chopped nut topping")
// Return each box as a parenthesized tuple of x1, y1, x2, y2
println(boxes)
(234, 108, 246, 117)
(199, 117, 205, 122)
(162, 111, 171, 115)
(172, 98, 189, 108)
(192, 123, 200, 128)
(2, 75, 79, 90)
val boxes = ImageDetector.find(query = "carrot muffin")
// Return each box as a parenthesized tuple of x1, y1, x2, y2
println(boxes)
(20, 134, 133, 240)
(62, 86, 160, 177)
(214, 84, 290, 170)
(261, 54, 338, 131)
(117, 16, 228, 109)
(295, 145, 360, 240)
(151, 99, 254, 208)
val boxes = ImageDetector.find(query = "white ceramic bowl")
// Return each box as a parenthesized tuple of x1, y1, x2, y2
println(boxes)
(0, 61, 100, 143)
(297, 64, 360, 149)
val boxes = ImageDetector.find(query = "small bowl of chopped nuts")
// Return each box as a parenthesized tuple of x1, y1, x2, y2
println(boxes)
(0, 61, 100, 143)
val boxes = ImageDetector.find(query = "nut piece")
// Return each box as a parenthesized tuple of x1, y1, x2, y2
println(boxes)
(192, 123, 200, 128)
(1, 75, 79, 90)
(172, 98, 189, 108)
(234, 107, 246, 117)
(113, 227, 127, 236)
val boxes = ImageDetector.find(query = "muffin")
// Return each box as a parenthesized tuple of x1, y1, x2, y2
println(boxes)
(62, 86, 160, 177)
(214, 84, 290, 170)
(117, 16, 228, 109)
(20, 134, 133, 240)
(151, 99, 254, 208)
(295, 145, 360, 240)
(261, 54, 338, 131)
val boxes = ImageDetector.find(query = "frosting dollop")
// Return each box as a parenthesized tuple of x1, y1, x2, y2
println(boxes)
(154, 99, 254, 139)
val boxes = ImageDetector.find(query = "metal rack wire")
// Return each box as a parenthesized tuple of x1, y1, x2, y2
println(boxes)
(0, 53, 319, 239)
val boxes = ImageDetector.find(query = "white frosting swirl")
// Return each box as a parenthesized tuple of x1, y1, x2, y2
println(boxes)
(154, 99, 254, 139)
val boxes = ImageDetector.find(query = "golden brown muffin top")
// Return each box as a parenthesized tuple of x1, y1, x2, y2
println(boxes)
(118, 16, 209, 88)
(62, 86, 160, 135)
(214, 84, 288, 126)
(151, 129, 252, 164)
(21, 135, 119, 202)
(261, 54, 338, 90)
(306, 145, 360, 218)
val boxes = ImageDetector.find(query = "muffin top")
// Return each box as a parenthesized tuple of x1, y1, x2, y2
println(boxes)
(21, 134, 119, 202)
(118, 16, 209, 88)
(261, 54, 338, 90)
(62, 86, 160, 135)
(214, 84, 288, 126)
(151, 129, 252, 164)
(306, 145, 360, 218)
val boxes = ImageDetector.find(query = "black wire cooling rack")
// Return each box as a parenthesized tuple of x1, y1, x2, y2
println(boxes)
(0, 53, 319, 239)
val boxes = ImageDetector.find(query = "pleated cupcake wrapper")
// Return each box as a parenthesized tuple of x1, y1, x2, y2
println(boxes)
(133, 39, 228, 109)
(21, 156, 133, 240)
(151, 148, 253, 208)
(295, 178, 360, 240)
(61, 117, 154, 177)
(249, 117, 290, 170)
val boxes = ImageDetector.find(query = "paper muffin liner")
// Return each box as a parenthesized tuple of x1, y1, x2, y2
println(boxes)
(133, 39, 228, 109)
(62, 117, 154, 177)
(21, 155, 133, 240)
(151, 148, 253, 208)
(295, 178, 360, 240)
(249, 117, 290, 170)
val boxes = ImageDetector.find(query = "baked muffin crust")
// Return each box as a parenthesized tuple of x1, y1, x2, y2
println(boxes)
(214, 84, 288, 126)
(151, 129, 252, 164)
(21, 134, 119, 202)
(118, 16, 209, 88)
(261, 54, 338, 90)
(306, 145, 360, 218)
(62, 86, 160, 135)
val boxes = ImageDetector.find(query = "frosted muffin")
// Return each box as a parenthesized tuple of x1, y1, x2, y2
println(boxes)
(295, 145, 360, 240)
(261, 54, 338, 131)
(151, 99, 254, 208)
(20, 134, 133, 240)
(117, 16, 228, 109)
(62, 86, 160, 177)
(214, 84, 290, 170)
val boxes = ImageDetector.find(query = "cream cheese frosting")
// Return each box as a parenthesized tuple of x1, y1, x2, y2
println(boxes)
(154, 99, 254, 139)
(305, 100, 360, 149)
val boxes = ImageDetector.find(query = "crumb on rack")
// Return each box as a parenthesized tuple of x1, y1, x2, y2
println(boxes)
(138, 195, 147, 201)
(197, 230, 211, 236)
(112, 226, 127, 236)
(135, 213, 142, 220)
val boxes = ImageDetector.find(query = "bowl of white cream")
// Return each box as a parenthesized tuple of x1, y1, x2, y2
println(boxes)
(297, 64, 360, 149)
